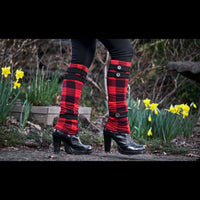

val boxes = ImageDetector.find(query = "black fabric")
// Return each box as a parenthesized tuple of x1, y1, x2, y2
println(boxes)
(67, 67, 87, 77)
(71, 39, 133, 67)
(59, 113, 78, 120)
(64, 73, 86, 83)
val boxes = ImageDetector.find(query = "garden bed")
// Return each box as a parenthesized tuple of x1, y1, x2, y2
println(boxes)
(0, 113, 200, 161)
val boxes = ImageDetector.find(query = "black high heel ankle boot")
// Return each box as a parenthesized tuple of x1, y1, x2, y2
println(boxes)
(52, 129, 92, 154)
(103, 128, 145, 155)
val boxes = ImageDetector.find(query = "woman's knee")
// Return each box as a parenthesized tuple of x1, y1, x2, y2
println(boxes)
(71, 39, 96, 67)
(100, 39, 134, 62)
(123, 43, 134, 61)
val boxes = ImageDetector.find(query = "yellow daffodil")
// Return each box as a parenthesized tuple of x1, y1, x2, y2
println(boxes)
(154, 110, 158, 115)
(182, 111, 189, 119)
(181, 104, 190, 112)
(174, 105, 182, 115)
(15, 68, 24, 80)
(148, 115, 152, 122)
(143, 98, 151, 107)
(13, 81, 21, 89)
(169, 104, 183, 114)
(169, 105, 175, 113)
(147, 128, 152, 137)
(149, 103, 158, 112)
(168, 104, 191, 119)
(190, 102, 197, 109)
(1, 66, 11, 78)
(193, 103, 197, 109)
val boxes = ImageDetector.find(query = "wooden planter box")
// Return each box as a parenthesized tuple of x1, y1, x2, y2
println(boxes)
(10, 100, 91, 127)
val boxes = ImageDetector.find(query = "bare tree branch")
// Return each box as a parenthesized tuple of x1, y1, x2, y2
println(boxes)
(104, 51, 109, 102)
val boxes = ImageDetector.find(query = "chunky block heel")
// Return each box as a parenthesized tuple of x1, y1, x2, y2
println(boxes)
(53, 134, 61, 153)
(103, 132, 112, 152)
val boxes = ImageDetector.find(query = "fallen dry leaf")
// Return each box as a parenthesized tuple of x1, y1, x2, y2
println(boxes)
(185, 153, 199, 157)
(26, 121, 41, 130)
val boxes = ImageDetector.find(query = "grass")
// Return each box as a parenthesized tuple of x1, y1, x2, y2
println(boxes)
(19, 68, 61, 106)
(79, 130, 104, 146)
(0, 124, 53, 148)
(138, 138, 190, 155)
(0, 125, 24, 147)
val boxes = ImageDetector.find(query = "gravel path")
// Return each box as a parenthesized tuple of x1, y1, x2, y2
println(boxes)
(0, 147, 198, 161)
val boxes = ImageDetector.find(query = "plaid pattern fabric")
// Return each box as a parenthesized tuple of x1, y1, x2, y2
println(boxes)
(54, 63, 88, 135)
(105, 60, 131, 134)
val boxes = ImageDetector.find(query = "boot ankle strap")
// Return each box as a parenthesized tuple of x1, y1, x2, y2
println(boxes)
(59, 113, 78, 120)
(109, 112, 128, 118)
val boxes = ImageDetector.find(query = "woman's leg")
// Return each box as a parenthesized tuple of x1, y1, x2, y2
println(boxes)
(99, 39, 133, 134)
(99, 39, 145, 154)
(71, 39, 96, 66)
(54, 39, 96, 135)
(53, 39, 96, 154)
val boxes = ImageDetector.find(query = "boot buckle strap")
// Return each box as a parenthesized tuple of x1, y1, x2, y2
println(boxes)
(109, 112, 128, 118)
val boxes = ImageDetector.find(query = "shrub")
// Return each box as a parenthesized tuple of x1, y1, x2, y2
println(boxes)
(19, 68, 61, 106)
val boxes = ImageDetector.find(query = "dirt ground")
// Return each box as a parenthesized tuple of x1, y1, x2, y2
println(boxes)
(0, 146, 199, 162)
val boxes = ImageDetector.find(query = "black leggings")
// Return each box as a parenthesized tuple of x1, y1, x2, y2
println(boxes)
(71, 39, 133, 67)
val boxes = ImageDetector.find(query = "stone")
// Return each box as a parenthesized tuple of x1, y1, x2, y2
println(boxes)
(166, 61, 200, 83)
(10, 104, 91, 127)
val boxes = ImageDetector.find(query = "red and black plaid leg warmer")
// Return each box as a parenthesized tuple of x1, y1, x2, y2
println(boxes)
(105, 60, 131, 134)
(54, 63, 88, 135)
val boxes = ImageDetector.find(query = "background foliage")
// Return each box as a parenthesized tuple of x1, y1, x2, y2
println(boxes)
(1, 39, 200, 113)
